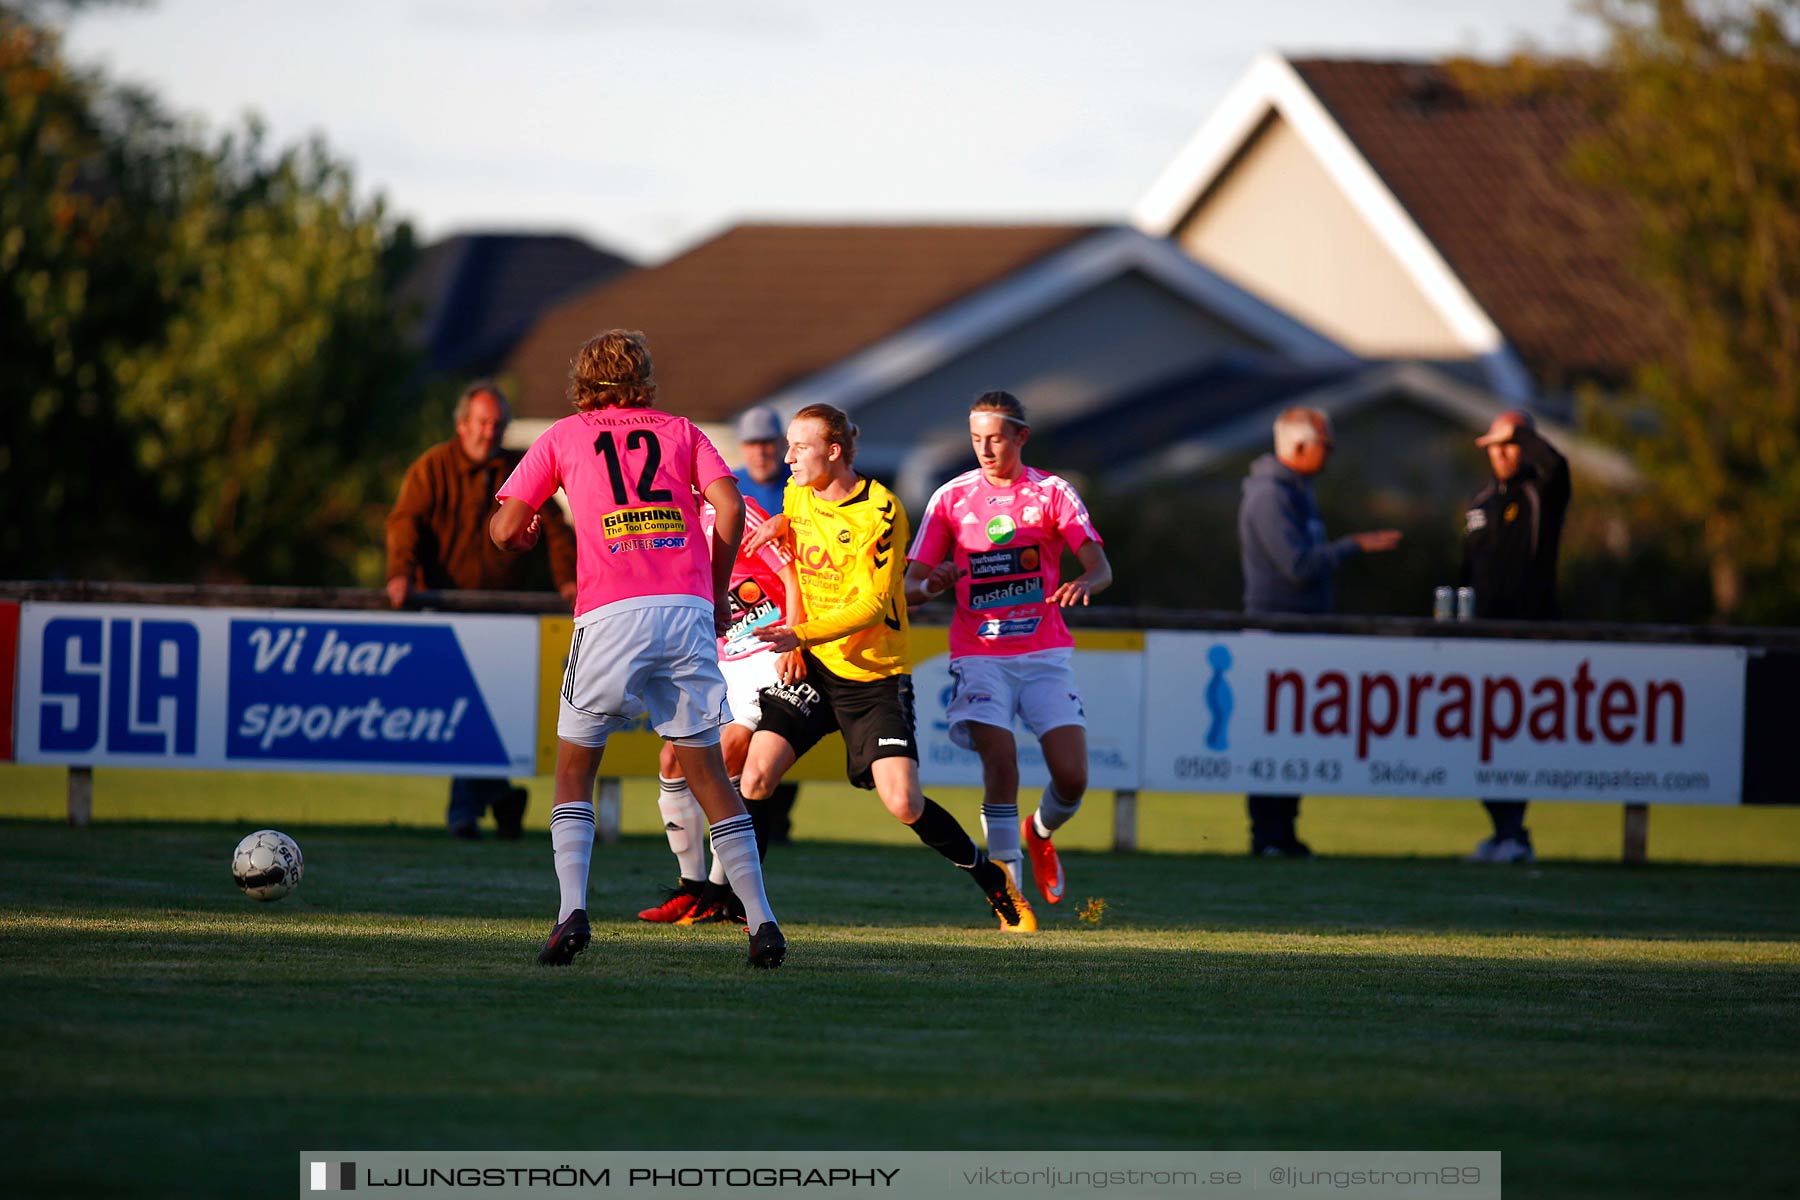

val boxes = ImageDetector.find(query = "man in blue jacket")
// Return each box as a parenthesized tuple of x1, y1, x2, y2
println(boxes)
(1237, 407, 1401, 855)
(732, 406, 791, 516)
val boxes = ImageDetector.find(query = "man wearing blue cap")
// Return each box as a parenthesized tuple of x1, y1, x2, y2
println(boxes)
(732, 405, 790, 516)
(730, 405, 799, 842)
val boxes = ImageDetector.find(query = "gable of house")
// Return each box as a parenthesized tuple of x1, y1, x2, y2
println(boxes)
(1292, 59, 1671, 392)
(1175, 109, 1468, 361)
(1138, 53, 1675, 399)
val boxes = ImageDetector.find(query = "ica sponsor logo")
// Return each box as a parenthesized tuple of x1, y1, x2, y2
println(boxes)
(799, 544, 849, 572)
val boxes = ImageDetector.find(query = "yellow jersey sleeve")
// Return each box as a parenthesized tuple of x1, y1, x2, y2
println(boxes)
(788, 478, 911, 681)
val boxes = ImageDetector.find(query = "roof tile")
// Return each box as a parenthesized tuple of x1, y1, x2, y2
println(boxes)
(1290, 59, 1674, 389)
(502, 223, 1096, 421)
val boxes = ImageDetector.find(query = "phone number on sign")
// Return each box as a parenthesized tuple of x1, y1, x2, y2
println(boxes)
(1172, 755, 1344, 784)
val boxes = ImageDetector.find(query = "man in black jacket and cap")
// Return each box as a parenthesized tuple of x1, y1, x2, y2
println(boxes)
(1463, 409, 1571, 863)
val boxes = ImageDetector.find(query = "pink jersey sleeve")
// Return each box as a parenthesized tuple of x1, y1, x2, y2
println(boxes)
(1049, 476, 1102, 553)
(497, 433, 559, 509)
(907, 486, 955, 566)
(743, 498, 792, 571)
(690, 425, 733, 496)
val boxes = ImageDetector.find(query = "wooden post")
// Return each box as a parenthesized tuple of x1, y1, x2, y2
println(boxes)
(1622, 803, 1649, 865)
(1112, 788, 1138, 854)
(595, 776, 623, 845)
(67, 767, 93, 827)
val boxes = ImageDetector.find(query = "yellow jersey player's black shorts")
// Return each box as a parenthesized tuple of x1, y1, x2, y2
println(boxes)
(757, 650, 917, 790)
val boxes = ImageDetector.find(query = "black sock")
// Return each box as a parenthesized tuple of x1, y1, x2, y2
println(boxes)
(742, 797, 772, 861)
(769, 781, 798, 842)
(909, 797, 981, 868)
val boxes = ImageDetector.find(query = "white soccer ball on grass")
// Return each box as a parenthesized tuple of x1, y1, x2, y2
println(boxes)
(231, 830, 304, 901)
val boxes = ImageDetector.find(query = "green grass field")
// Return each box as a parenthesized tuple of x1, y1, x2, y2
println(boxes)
(2, 772, 1799, 1199)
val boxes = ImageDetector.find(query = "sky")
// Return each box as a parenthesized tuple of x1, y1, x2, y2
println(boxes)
(60, 0, 1606, 264)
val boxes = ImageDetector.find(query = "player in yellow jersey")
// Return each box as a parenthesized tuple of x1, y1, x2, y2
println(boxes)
(740, 404, 1027, 930)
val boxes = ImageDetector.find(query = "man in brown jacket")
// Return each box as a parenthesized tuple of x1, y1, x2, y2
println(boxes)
(386, 381, 576, 839)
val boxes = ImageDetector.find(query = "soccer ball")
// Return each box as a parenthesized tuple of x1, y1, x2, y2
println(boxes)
(231, 830, 304, 902)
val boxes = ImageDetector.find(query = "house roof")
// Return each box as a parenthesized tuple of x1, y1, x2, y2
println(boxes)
(1042, 352, 1359, 478)
(393, 233, 633, 375)
(770, 225, 1355, 424)
(1136, 54, 1674, 394)
(502, 223, 1097, 422)
(1289, 59, 1670, 390)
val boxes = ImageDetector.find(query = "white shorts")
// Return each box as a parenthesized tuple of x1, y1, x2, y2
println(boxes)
(945, 647, 1086, 750)
(721, 650, 780, 731)
(558, 604, 730, 747)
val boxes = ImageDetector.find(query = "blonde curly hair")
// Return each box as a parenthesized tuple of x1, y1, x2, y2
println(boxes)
(568, 329, 658, 411)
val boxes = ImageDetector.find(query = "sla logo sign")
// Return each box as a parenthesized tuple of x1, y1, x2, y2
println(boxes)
(227, 620, 507, 765)
(19, 604, 538, 773)
(36, 616, 200, 756)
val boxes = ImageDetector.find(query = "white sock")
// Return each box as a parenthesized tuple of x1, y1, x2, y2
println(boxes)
(657, 776, 706, 881)
(703, 778, 743, 886)
(550, 801, 595, 922)
(708, 813, 774, 929)
(981, 801, 1022, 888)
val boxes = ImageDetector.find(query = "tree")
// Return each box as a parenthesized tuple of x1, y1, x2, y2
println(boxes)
(113, 127, 421, 583)
(0, 9, 184, 576)
(1, 4, 423, 585)
(1573, 0, 1800, 623)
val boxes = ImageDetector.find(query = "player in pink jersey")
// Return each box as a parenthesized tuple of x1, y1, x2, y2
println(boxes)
(640, 496, 808, 926)
(490, 329, 785, 969)
(904, 390, 1112, 918)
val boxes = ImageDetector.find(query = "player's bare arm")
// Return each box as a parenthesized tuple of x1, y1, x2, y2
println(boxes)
(756, 516, 894, 653)
(1049, 541, 1114, 607)
(489, 497, 543, 552)
(703, 476, 746, 637)
(903, 559, 964, 608)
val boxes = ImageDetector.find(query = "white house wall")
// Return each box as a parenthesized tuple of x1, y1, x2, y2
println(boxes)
(1176, 114, 1467, 361)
